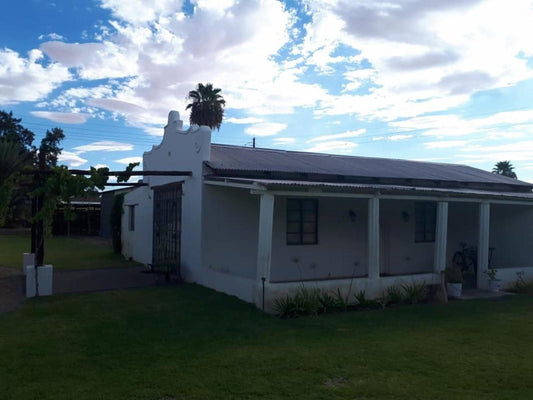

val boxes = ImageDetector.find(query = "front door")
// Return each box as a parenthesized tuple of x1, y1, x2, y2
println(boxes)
(152, 182, 182, 279)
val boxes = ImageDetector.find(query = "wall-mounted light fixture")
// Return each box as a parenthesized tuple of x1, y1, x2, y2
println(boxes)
(349, 209, 357, 222)
(401, 211, 410, 222)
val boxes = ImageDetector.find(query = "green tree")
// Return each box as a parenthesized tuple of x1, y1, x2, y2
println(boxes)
(492, 160, 517, 179)
(186, 83, 226, 130)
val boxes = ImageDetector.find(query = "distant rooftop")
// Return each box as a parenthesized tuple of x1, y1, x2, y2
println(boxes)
(205, 144, 532, 192)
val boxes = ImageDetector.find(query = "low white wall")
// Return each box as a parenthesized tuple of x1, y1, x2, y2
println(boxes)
(496, 267, 533, 288)
(122, 186, 153, 265)
(270, 196, 369, 282)
(202, 185, 259, 280)
(260, 273, 440, 312)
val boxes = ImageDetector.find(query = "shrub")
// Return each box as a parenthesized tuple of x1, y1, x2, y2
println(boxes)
(273, 287, 322, 318)
(354, 290, 379, 309)
(318, 290, 338, 312)
(402, 281, 428, 304)
(386, 285, 404, 305)
(514, 272, 533, 294)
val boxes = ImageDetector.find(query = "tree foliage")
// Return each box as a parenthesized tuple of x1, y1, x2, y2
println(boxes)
(186, 83, 226, 130)
(492, 160, 517, 179)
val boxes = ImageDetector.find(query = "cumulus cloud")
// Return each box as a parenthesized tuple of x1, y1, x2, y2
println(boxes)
(245, 122, 287, 137)
(305, 0, 533, 120)
(31, 111, 90, 124)
(0, 48, 70, 104)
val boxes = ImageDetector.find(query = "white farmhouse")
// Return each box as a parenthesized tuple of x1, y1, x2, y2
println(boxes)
(122, 111, 533, 309)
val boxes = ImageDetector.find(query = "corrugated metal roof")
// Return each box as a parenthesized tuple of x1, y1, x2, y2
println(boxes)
(207, 144, 532, 190)
(205, 176, 533, 201)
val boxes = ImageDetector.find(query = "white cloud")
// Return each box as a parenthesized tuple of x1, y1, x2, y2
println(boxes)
(305, 0, 533, 120)
(388, 134, 413, 141)
(30, 111, 90, 124)
(306, 140, 358, 154)
(93, 164, 109, 170)
(38, 33, 65, 41)
(115, 156, 143, 165)
(0, 48, 70, 104)
(58, 151, 87, 167)
(424, 140, 469, 149)
(225, 117, 264, 124)
(74, 141, 134, 153)
(273, 137, 296, 145)
(245, 122, 287, 137)
(308, 129, 365, 142)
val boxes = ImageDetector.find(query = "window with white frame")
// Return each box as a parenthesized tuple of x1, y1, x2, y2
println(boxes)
(414, 202, 436, 243)
(286, 198, 318, 245)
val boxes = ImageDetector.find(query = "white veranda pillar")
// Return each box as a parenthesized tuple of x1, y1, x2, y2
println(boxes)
(477, 202, 491, 289)
(368, 196, 380, 280)
(433, 201, 449, 273)
(256, 193, 275, 283)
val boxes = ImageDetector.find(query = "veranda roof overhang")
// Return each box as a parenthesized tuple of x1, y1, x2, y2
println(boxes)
(204, 176, 533, 204)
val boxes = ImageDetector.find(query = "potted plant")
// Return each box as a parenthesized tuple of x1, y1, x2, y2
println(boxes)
(484, 268, 501, 293)
(445, 266, 463, 298)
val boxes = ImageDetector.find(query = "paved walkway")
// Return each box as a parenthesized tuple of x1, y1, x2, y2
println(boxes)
(0, 265, 164, 314)
(54, 265, 160, 294)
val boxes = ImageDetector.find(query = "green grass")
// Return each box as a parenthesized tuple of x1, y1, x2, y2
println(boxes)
(1, 285, 533, 399)
(0, 234, 138, 270)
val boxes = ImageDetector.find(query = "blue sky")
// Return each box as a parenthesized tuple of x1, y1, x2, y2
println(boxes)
(1, 0, 533, 183)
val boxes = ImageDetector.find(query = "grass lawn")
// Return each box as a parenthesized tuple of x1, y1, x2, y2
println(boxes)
(1, 285, 532, 400)
(0, 234, 138, 270)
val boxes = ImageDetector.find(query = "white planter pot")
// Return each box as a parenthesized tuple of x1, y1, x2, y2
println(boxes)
(488, 279, 501, 293)
(25, 265, 53, 297)
(446, 282, 462, 298)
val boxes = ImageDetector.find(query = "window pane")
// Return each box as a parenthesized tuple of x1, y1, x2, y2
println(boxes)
(287, 210, 301, 221)
(302, 210, 316, 222)
(287, 222, 300, 233)
(302, 233, 317, 244)
(287, 233, 300, 244)
(301, 199, 317, 210)
(302, 222, 316, 233)
(287, 199, 300, 210)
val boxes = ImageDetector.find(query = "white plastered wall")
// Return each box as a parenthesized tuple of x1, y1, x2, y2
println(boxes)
(490, 203, 533, 269)
(379, 199, 435, 275)
(270, 196, 369, 282)
(122, 186, 153, 264)
(122, 111, 211, 281)
(202, 185, 259, 280)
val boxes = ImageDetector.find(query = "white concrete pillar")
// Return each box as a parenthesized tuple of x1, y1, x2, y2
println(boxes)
(368, 196, 380, 279)
(23, 253, 35, 275)
(256, 193, 275, 282)
(433, 202, 448, 273)
(477, 202, 490, 289)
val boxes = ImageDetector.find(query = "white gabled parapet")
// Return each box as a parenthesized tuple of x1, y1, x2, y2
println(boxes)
(143, 111, 211, 187)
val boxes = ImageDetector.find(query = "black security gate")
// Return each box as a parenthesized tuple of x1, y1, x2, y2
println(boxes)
(152, 182, 182, 280)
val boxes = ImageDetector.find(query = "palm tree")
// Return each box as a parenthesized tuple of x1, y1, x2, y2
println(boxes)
(186, 83, 226, 130)
(492, 160, 517, 179)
